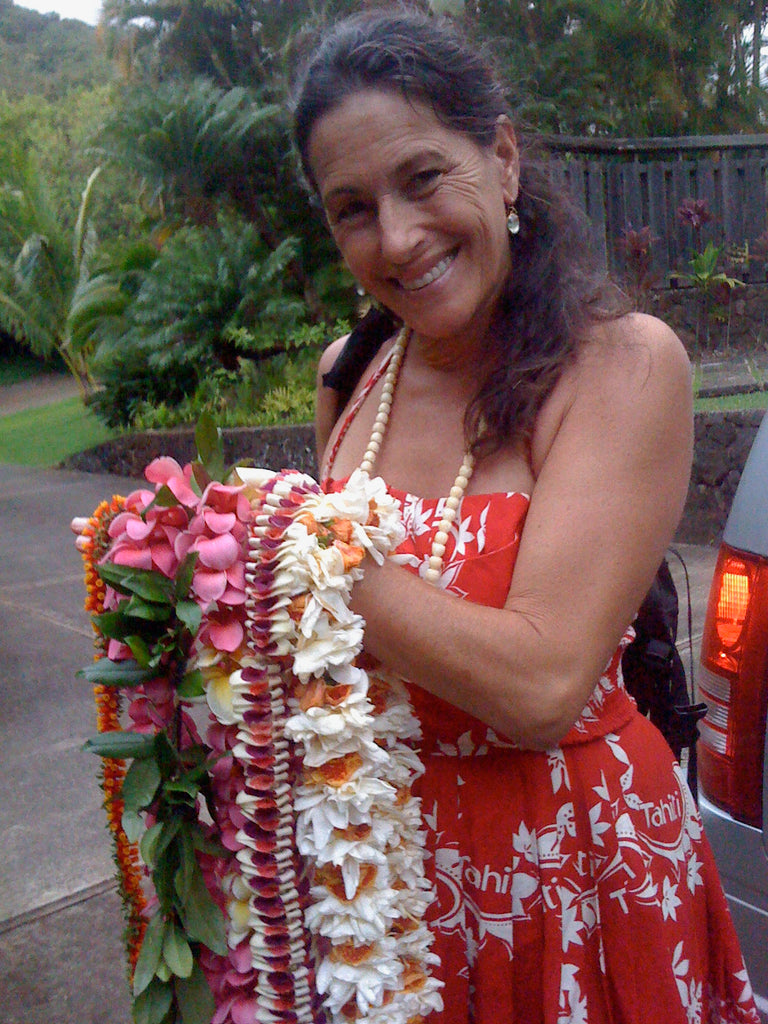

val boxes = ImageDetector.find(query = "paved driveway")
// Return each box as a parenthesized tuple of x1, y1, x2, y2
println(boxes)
(0, 465, 136, 1024)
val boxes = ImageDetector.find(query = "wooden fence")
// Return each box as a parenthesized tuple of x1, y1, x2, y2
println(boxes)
(546, 135, 768, 285)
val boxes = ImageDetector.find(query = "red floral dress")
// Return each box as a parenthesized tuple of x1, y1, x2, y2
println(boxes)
(323, 358, 761, 1024)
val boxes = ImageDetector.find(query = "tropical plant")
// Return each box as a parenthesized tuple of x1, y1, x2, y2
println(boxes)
(0, 153, 121, 395)
(93, 76, 339, 320)
(681, 242, 743, 352)
(90, 215, 320, 427)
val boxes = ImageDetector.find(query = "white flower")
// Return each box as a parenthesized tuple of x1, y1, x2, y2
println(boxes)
(305, 887, 399, 943)
(316, 937, 403, 1014)
(293, 614, 365, 680)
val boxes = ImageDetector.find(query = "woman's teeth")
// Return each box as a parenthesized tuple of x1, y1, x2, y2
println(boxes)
(401, 253, 455, 291)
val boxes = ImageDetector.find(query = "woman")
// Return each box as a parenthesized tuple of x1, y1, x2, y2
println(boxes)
(293, 7, 760, 1024)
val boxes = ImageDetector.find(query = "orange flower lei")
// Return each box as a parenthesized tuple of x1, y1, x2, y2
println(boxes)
(80, 497, 147, 975)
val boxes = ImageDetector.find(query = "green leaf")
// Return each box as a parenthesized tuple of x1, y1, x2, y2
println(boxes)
(122, 756, 162, 816)
(195, 412, 225, 482)
(155, 960, 172, 983)
(126, 573, 175, 604)
(92, 610, 131, 640)
(126, 635, 153, 668)
(164, 778, 199, 805)
(125, 596, 172, 622)
(162, 921, 194, 978)
(177, 860, 227, 955)
(174, 827, 196, 905)
(174, 553, 198, 601)
(79, 659, 153, 688)
(176, 600, 202, 637)
(83, 731, 156, 760)
(95, 562, 140, 596)
(97, 563, 175, 604)
(174, 962, 216, 1024)
(132, 977, 173, 1024)
(176, 668, 205, 699)
(148, 483, 183, 509)
(122, 809, 144, 843)
(133, 912, 167, 997)
(151, 817, 182, 866)
(140, 821, 165, 868)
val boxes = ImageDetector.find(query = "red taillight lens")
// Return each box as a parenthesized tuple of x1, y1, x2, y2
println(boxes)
(698, 544, 768, 826)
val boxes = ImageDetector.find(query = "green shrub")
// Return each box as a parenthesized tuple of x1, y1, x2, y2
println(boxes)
(89, 215, 333, 427)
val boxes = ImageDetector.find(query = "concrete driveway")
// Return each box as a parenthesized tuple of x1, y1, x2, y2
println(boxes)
(0, 463, 719, 1024)
(0, 465, 137, 1024)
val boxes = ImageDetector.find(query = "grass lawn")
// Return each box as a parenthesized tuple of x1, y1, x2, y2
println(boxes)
(0, 396, 116, 467)
(693, 390, 768, 413)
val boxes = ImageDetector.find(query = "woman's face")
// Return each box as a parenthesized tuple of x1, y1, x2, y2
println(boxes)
(308, 88, 519, 354)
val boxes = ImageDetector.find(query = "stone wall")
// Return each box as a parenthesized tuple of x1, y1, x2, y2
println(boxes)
(649, 281, 768, 354)
(62, 411, 766, 547)
(677, 409, 764, 545)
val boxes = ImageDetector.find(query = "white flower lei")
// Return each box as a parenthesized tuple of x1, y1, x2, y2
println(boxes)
(203, 467, 444, 1023)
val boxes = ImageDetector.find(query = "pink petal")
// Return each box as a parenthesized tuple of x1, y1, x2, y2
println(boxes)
(212, 998, 237, 1024)
(208, 617, 243, 652)
(107, 638, 133, 660)
(226, 562, 245, 589)
(165, 474, 199, 507)
(231, 998, 257, 1024)
(125, 518, 155, 541)
(107, 511, 137, 539)
(125, 489, 155, 512)
(229, 942, 253, 973)
(111, 544, 153, 569)
(193, 532, 240, 570)
(219, 586, 246, 606)
(145, 456, 184, 484)
(193, 569, 227, 603)
(150, 542, 177, 577)
(174, 532, 195, 561)
(204, 510, 237, 534)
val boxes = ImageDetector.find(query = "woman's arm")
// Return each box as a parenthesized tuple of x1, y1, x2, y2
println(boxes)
(350, 314, 693, 749)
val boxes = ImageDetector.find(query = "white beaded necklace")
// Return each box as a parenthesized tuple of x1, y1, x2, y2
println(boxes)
(359, 327, 476, 585)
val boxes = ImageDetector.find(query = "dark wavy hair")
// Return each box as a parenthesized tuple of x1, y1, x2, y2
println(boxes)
(292, 7, 624, 455)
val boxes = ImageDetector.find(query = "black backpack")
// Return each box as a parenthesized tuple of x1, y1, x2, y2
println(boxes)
(621, 553, 707, 798)
(324, 309, 707, 794)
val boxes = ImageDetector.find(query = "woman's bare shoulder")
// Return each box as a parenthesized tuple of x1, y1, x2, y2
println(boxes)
(316, 334, 350, 379)
(531, 313, 691, 472)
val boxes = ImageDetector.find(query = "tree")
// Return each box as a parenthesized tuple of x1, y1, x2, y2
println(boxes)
(94, 76, 342, 320)
(461, 0, 768, 135)
(0, 155, 117, 394)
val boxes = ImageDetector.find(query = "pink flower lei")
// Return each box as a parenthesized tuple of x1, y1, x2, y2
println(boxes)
(81, 454, 443, 1024)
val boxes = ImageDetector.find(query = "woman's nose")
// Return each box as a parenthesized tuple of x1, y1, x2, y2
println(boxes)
(377, 194, 423, 263)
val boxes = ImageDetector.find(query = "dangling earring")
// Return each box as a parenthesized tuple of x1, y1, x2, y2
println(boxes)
(507, 204, 520, 236)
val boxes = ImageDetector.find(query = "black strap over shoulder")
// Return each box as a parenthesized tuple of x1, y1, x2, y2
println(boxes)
(322, 306, 399, 411)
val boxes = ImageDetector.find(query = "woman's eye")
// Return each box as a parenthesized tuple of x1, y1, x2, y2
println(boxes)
(330, 199, 370, 225)
(408, 168, 442, 195)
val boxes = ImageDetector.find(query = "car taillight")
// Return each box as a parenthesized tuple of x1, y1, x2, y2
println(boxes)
(698, 543, 768, 827)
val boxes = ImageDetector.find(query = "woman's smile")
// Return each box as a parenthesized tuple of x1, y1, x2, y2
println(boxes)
(397, 250, 458, 292)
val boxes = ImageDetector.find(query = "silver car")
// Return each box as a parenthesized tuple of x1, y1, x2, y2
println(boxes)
(697, 413, 768, 1019)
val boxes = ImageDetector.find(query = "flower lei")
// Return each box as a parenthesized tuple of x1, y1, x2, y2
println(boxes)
(79, 433, 443, 1024)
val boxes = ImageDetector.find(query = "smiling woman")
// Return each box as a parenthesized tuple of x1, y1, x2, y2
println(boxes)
(290, 8, 762, 1024)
